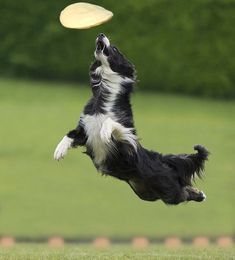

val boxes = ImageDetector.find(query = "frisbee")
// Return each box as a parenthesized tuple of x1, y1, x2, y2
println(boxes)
(60, 2, 113, 29)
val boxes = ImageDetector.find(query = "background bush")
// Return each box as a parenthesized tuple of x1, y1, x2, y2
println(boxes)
(1, 0, 235, 97)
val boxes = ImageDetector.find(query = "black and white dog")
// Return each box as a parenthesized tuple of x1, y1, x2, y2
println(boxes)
(54, 33, 209, 205)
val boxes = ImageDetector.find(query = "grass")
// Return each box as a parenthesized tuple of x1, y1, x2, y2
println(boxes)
(0, 77, 234, 238)
(0, 245, 234, 260)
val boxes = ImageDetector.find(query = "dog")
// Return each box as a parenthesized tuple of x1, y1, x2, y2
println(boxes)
(54, 33, 209, 205)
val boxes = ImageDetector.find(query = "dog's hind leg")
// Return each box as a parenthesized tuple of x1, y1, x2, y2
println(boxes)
(184, 186, 206, 202)
(161, 186, 206, 205)
(161, 189, 188, 205)
(128, 178, 159, 201)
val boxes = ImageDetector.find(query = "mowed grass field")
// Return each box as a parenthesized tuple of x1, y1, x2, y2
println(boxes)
(0, 244, 235, 260)
(0, 78, 234, 238)
(0, 245, 234, 260)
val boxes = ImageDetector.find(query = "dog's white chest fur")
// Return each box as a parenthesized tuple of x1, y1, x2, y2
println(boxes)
(78, 65, 137, 167)
(82, 113, 111, 165)
(81, 113, 137, 167)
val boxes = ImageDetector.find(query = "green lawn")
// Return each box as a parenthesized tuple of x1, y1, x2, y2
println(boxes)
(0, 245, 234, 260)
(0, 78, 234, 238)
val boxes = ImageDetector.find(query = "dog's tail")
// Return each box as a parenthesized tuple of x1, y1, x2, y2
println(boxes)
(162, 145, 209, 186)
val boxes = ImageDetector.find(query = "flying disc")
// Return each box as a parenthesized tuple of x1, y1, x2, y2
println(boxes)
(60, 2, 113, 29)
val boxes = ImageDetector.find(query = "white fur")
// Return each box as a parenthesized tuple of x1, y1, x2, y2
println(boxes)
(100, 117, 114, 143)
(81, 114, 110, 165)
(81, 113, 137, 166)
(201, 191, 206, 201)
(101, 117, 137, 149)
(102, 36, 110, 47)
(54, 136, 73, 161)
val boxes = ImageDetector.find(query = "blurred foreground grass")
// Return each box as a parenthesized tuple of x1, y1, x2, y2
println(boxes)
(0, 78, 234, 238)
(0, 244, 234, 260)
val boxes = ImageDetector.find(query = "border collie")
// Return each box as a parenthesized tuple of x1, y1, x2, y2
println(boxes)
(54, 33, 209, 205)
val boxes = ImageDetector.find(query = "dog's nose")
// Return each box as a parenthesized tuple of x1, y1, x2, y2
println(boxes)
(96, 33, 110, 48)
(99, 33, 105, 38)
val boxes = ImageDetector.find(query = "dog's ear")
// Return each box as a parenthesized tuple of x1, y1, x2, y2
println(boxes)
(108, 54, 136, 79)
(120, 62, 135, 79)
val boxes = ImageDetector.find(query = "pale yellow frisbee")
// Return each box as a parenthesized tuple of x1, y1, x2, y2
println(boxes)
(60, 2, 113, 29)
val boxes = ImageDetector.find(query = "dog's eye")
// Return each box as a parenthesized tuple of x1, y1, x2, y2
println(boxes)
(113, 47, 117, 52)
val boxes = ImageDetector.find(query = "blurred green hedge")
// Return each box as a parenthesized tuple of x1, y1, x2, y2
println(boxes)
(1, 0, 235, 97)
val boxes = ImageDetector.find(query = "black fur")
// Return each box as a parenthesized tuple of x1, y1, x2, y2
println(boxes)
(61, 34, 209, 205)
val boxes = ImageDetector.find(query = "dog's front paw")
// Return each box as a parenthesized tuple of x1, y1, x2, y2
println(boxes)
(54, 136, 73, 161)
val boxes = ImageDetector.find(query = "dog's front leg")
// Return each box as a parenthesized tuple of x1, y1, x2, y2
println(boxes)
(100, 118, 115, 143)
(54, 124, 87, 161)
(100, 118, 137, 150)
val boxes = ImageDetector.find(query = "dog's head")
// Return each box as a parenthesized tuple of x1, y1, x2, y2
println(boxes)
(93, 33, 135, 80)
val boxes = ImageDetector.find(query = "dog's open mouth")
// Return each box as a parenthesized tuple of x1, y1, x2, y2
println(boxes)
(96, 39, 109, 56)
(96, 40, 105, 51)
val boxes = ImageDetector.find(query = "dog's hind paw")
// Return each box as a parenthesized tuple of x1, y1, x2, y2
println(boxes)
(200, 191, 206, 201)
(185, 186, 206, 202)
(193, 191, 206, 202)
(54, 136, 73, 161)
